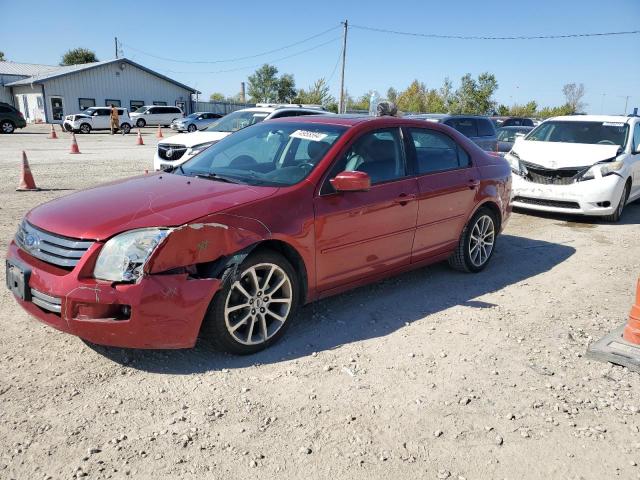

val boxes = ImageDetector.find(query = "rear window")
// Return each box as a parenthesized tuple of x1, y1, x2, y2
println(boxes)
(477, 119, 495, 137)
(0, 106, 12, 113)
(167, 107, 181, 114)
(446, 118, 478, 138)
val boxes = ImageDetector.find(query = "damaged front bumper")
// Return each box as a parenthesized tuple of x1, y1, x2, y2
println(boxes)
(6, 241, 220, 349)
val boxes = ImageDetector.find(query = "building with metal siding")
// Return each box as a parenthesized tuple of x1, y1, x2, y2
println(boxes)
(1, 58, 197, 123)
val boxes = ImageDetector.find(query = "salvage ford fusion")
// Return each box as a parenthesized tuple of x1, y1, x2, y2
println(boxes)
(6, 115, 511, 354)
(507, 115, 640, 221)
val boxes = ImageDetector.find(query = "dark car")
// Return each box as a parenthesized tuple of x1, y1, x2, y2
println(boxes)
(0, 102, 27, 133)
(501, 117, 534, 127)
(7, 115, 511, 354)
(406, 114, 498, 151)
(496, 126, 534, 154)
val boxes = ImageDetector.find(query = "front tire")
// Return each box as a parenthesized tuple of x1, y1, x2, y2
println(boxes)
(120, 123, 131, 134)
(187, 123, 197, 133)
(201, 250, 299, 355)
(136, 118, 146, 128)
(1, 120, 15, 133)
(79, 123, 91, 134)
(449, 207, 498, 273)
(602, 181, 630, 223)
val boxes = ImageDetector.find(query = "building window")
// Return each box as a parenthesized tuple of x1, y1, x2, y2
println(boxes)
(78, 98, 96, 110)
(105, 99, 121, 107)
(130, 100, 144, 112)
(153, 101, 167, 106)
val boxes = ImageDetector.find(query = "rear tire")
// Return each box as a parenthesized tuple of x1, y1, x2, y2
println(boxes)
(448, 207, 498, 273)
(602, 181, 630, 223)
(120, 123, 131, 134)
(201, 250, 299, 355)
(136, 118, 146, 128)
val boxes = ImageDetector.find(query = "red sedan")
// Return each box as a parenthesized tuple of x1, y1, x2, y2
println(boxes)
(6, 115, 511, 354)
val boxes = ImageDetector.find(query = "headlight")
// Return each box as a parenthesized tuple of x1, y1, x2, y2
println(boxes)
(578, 160, 624, 182)
(93, 228, 171, 282)
(189, 142, 216, 155)
(505, 151, 526, 176)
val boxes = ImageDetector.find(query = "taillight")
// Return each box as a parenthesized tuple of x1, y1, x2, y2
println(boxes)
(18, 111, 24, 118)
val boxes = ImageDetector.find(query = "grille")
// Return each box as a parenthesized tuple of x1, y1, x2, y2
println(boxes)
(31, 289, 62, 314)
(513, 196, 580, 210)
(15, 221, 94, 269)
(157, 143, 187, 161)
(522, 161, 585, 186)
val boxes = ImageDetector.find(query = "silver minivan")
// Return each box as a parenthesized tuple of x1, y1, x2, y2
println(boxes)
(130, 105, 184, 128)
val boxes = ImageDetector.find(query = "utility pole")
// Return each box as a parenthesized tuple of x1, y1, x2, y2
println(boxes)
(620, 95, 630, 114)
(115, 37, 118, 59)
(338, 20, 348, 114)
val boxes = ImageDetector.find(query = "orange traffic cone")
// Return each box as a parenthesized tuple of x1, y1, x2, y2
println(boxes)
(16, 151, 39, 191)
(623, 279, 640, 345)
(48, 124, 58, 139)
(156, 125, 163, 138)
(69, 133, 81, 154)
(136, 129, 144, 145)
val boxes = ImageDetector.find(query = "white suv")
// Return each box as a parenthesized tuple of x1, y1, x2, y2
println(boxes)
(63, 107, 132, 134)
(507, 114, 640, 222)
(153, 104, 328, 171)
(130, 105, 184, 128)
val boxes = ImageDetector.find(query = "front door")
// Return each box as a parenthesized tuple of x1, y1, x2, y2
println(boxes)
(406, 127, 480, 261)
(50, 96, 64, 122)
(314, 128, 418, 291)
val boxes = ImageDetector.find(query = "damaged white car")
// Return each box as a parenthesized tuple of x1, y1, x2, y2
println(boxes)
(507, 115, 640, 221)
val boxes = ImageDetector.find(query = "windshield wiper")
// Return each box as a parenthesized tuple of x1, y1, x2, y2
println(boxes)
(194, 172, 243, 184)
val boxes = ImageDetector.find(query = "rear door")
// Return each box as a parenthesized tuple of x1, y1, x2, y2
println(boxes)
(314, 127, 419, 291)
(406, 127, 480, 261)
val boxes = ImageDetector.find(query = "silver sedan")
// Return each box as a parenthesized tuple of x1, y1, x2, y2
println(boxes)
(171, 112, 224, 133)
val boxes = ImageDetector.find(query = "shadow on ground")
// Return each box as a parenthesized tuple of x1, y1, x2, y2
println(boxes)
(87, 233, 576, 373)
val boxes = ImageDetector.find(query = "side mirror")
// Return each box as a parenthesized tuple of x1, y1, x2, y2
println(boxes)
(330, 171, 371, 192)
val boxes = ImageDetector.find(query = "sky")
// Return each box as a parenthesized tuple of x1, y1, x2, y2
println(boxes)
(1, 0, 639, 114)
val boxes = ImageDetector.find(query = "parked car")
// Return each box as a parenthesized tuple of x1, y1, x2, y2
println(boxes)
(154, 104, 328, 171)
(407, 114, 498, 151)
(506, 115, 640, 221)
(7, 115, 511, 354)
(0, 101, 27, 133)
(496, 126, 534, 154)
(501, 117, 534, 127)
(63, 107, 132, 134)
(130, 105, 184, 128)
(170, 112, 223, 133)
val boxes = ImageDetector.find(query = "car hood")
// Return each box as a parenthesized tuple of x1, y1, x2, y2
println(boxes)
(73, 114, 90, 119)
(511, 139, 621, 168)
(26, 173, 278, 240)
(159, 130, 231, 147)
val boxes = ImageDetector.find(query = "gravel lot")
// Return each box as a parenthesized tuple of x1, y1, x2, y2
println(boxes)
(1, 124, 639, 480)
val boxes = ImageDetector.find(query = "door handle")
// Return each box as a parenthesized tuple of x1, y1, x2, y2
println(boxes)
(394, 193, 417, 206)
(467, 179, 480, 189)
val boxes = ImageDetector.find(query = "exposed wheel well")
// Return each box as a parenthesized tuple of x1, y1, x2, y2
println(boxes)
(477, 201, 502, 232)
(252, 240, 308, 305)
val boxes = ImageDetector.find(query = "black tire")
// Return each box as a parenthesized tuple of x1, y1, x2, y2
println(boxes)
(79, 123, 91, 134)
(448, 207, 498, 273)
(136, 118, 146, 128)
(187, 123, 197, 133)
(120, 123, 131, 134)
(201, 250, 299, 355)
(602, 181, 630, 223)
(1, 120, 15, 134)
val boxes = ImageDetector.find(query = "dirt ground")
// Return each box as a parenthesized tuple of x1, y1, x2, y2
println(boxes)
(0, 124, 639, 480)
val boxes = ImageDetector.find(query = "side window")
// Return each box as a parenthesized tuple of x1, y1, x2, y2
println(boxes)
(148, 107, 158, 114)
(323, 128, 405, 192)
(634, 124, 640, 152)
(446, 118, 478, 138)
(477, 119, 495, 137)
(171, 107, 182, 114)
(117, 109, 125, 116)
(97, 109, 110, 116)
(0, 106, 11, 113)
(409, 128, 470, 174)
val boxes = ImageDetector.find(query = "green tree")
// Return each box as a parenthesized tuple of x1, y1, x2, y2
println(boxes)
(439, 77, 454, 112)
(537, 103, 573, 119)
(209, 92, 226, 102)
(294, 78, 334, 106)
(247, 64, 297, 103)
(386, 87, 398, 104)
(509, 100, 537, 117)
(276, 73, 297, 103)
(562, 83, 586, 113)
(60, 48, 98, 66)
(397, 80, 428, 113)
(450, 73, 498, 114)
(497, 104, 509, 116)
(0, 51, 5, 61)
(425, 88, 446, 113)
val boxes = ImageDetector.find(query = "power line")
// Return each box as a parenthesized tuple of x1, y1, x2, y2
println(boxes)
(121, 25, 340, 64)
(154, 36, 342, 75)
(350, 24, 640, 40)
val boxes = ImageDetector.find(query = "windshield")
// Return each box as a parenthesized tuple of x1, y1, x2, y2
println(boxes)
(177, 122, 346, 186)
(133, 106, 148, 114)
(204, 110, 269, 133)
(184, 113, 199, 119)
(497, 127, 532, 142)
(81, 108, 97, 116)
(527, 121, 629, 147)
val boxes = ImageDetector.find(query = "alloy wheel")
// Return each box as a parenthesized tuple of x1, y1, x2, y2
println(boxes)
(224, 263, 293, 345)
(1, 121, 14, 133)
(468, 214, 495, 268)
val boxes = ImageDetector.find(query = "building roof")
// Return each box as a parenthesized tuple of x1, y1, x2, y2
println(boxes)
(5, 58, 198, 93)
(0, 61, 60, 76)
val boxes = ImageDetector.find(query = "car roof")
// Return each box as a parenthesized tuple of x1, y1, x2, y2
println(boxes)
(263, 114, 472, 128)
(498, 125, 534, 130)
(548, 115, 634, 123)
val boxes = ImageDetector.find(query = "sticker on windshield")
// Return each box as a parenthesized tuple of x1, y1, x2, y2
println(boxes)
(602, 122, 625, 127)
(290, 130, 328, 142)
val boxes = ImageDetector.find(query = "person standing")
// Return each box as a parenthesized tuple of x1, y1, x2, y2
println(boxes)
(110, 104, 119, 135)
